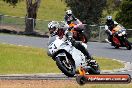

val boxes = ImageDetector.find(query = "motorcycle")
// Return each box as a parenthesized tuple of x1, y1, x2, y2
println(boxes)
(111, 24, 131, 50)
(68, 22, 88, 43)
(48, 34, 100, 77)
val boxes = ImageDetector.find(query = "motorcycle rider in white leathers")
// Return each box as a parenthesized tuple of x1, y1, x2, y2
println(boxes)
(47, 21, 92, 61)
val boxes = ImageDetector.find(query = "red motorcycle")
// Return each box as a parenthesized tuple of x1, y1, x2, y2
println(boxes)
(111, 25, 131, 50)
(69, 22, 88, 43)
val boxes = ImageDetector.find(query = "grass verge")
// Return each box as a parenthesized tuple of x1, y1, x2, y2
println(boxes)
(0, 43, 124, 74)
(128, 38, 132, 42)
(95, 56, 123, 70)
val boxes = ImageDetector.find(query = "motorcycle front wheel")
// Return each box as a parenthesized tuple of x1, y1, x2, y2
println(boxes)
(114, 45, 119, 49)
(56, 55, 76, 77)
(124, 38, 131, 50)
(80, 34, 88, 43)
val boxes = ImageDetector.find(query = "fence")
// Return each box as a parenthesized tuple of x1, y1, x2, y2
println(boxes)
(0, 14, 50, 33)
(0, 14, 131, 42)
(87, 25, 107, 42)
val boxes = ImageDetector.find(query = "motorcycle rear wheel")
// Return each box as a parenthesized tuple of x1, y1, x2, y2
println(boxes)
(88, 62, 100, 74)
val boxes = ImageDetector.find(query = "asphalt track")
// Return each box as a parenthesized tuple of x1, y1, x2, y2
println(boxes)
(0, 34, 132, 80)
(0, 73, 74, 80)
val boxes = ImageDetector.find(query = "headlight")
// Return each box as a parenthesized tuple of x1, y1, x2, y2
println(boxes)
(118, 33, 122, 36)
(115, 32, 118, 35)
(118, 30, 122, 33)
(122, 31, 126, 35)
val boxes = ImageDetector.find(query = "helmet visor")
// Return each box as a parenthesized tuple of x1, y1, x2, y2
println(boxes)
(67, 14, 72, 16)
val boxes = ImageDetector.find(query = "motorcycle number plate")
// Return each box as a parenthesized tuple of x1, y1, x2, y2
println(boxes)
(49, 43, 57, 54)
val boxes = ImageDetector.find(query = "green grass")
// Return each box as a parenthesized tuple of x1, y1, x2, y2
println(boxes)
(0, 43, 124, 74)
(0, 0, 67, 21)
(0, 43, 60, 74)
(128, 38, 132, 42)
(95, 57, 123, 70)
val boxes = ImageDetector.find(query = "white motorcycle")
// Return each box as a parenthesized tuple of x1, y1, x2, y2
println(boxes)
(48, 35, 100, 77)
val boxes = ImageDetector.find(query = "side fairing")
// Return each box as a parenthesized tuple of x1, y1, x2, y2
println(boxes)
(48, 37, 64, 55)
(59, 44, 87, 68)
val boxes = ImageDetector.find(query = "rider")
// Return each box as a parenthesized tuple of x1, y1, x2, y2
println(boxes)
(64, 9, 82, 29)
(64, 10, 92, 60)
(64, 9, 88, 43)
(48, 21, 92, 61)
(48, 21, 59, 36)
(105, 16, 118, 44)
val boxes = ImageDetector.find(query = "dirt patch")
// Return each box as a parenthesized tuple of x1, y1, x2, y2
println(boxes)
(0, 80, 80, 88)
(0, 25, 49, 38)
(0, 80, 132, 88)
(0, 25, 24, 32)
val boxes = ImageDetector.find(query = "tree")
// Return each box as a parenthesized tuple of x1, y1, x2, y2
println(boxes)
(3, 0, 41, 34)
(25, 0, 41, 34)
(104, 0, 121, 14)
(115, 0, 132, 28)
(64, 0, 106, 40)
(64, 0, 106, 24)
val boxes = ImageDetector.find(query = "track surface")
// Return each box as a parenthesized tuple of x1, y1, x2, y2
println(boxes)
(0, 34, 132, 79)
(0, 73, 74, 80)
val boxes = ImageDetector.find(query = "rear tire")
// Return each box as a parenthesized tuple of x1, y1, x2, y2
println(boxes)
(88, 61, 100, 74)
(56, 55, 76, 77)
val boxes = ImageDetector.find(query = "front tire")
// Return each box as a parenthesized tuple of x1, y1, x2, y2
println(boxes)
(114, 45, 119, 49)
(56, 56, 76, 77)
(124, 38, 131, 50)
(80, 34, 88, 43)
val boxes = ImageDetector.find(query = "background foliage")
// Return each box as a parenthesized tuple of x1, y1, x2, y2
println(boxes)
(64, 0, 106, 24)
(115, 0, 132, 28)
(1, 0, 132, 28)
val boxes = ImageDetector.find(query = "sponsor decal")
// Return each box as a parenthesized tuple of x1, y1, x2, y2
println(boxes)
(76, 67, 131, 85)
(76, 74, 131, 85)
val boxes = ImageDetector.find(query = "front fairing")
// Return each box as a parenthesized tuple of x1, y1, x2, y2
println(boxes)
(48, 36, 64, 55)
(58, 41, 87, 68)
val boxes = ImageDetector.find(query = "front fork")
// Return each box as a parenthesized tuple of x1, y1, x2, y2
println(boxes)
(113, 34, 126, 46)
(119, 35, 128, 46)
